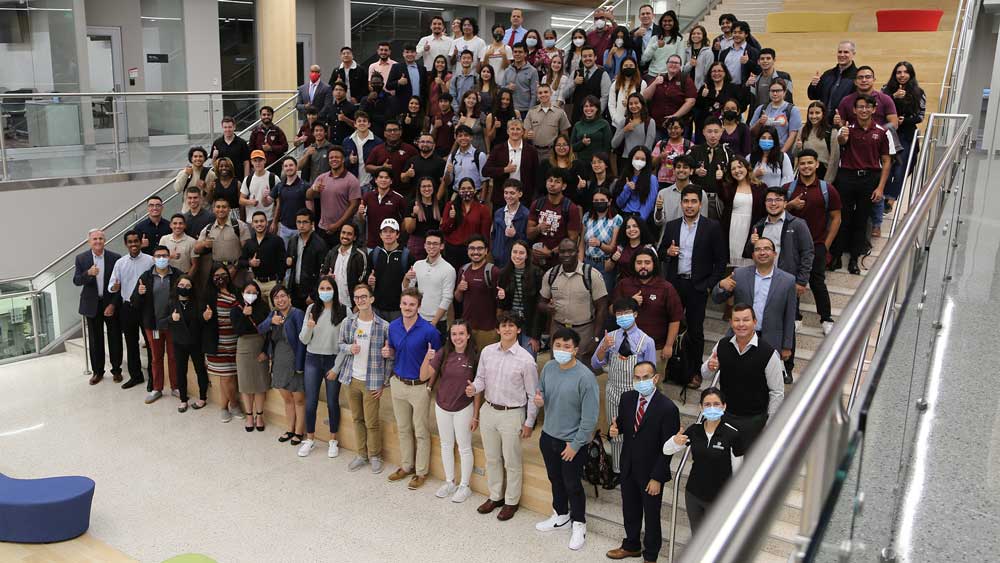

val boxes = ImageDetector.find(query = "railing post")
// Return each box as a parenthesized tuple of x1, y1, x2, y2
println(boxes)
(209, 95, 215, 139)
(0, 100, 8, 181)
(81, 314, 92, 376)
(111, 95, 122, 173)
(30, 293, 41, 355)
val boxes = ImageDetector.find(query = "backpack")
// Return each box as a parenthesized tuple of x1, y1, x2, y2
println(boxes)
(663, 326, 693, 399)
(547, 262, 594, 294)
(201, 217, 241, 240)
(242, 172, 278, 196)
(459, 263, 495, 288)
(582, 433, 615, 495)
(787, 178, 832, 228)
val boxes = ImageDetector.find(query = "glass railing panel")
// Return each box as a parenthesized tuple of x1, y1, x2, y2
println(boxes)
(0, 292, 39, 362)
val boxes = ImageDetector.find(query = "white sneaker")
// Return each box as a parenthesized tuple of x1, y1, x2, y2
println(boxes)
(297, 439, 315, 457)
(535, 512, 571, 532)
(822, 321, 834, 336)
(170, 389, 180, 398)
(435, 481, 458, 498)
(370, 456, 384, 474)
(795, 320, 803, 332)
(327, 440, 339, 458)
(347, 456, 368, 472)
(144, 390, 162, 404)
(451, 484, 472, 503)
(568, 521, 587, 550)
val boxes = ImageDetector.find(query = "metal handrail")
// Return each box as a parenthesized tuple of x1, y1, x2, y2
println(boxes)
(676, 113, 970, 563)
(680, 0, 724, 34)
(0, 90, 295, 99)
(554, 0, 627, 51)
(938, 0, 974, 113)
(0, 92, 297, 287)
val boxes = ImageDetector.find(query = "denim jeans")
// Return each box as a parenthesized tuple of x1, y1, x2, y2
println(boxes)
(304, 351, 341, 435)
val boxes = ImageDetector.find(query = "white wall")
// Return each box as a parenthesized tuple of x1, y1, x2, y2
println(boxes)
(183, 0, 222, 135)
(84, 0, 149, 139)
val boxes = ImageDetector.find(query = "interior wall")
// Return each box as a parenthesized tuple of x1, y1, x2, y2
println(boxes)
(84, 0, 149, 140)
(182, 0, 223, 136)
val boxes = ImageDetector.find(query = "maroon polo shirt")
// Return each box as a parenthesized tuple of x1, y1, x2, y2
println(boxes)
(648, 75, 697, 126)
(362, 189, 407, 248)
(613, 276, 684, 349)
(366, 142, 419, 196)
(458, 263, 501, 331)
(840, 122, 891, 171)
(785, 179, 843, 245)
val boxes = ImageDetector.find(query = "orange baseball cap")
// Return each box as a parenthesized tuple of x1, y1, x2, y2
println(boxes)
(250, 150, 266, 160)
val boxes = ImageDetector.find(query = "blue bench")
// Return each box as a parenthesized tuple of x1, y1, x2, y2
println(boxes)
(0, 472, 95, 543)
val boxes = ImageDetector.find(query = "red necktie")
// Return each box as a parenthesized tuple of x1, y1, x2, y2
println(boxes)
(634, 396, 647, 433)
(508, 29, 517, 47)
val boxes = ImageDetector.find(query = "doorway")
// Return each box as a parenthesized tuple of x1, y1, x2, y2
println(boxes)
(86, 26, 126, 145)
(296, 33, 313, 87)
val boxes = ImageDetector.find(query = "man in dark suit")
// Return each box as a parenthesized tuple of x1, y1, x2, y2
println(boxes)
(713, 236, 797, 382)
(658, 186, 727, 387)
(297, 64, 333, 122)
(386, 44, 429, 112)
(606, 361, 680, 562)
(716, 21, 760, 86)
(482, 118, 538, 207)
(73, 229, 123, 385)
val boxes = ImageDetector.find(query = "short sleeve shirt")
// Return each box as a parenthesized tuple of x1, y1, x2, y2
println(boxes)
(785, 179, 843, 244)
(197, 220, 250, 263)
(458, 264, 500, 331)
(315, 170, 362, 231)
(649, 75, 697, 125)
(430, 350, 475, 412)
(613, 276, 684, 349)
(840, 123, 892, 171)
(361, 190, 407, 248)
(539, 263, 608, 326)
(529, 197, 582, 251)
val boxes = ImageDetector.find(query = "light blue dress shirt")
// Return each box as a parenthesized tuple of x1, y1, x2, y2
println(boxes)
(406, 63, 421, 95)
(753, 266, 774, 326)
(724, 43, 746, 84)
(109, 252, 154, 304)
(678, 217, 699, 275)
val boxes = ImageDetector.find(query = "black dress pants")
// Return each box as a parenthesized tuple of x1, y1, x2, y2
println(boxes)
(539, 432, 588, 522)
(85, 296, 123, 377)
(620, 471, 665, 561)
(674, 276, 708, 380)
(119, 301, 147, 382)
(833, 170, 879, 260)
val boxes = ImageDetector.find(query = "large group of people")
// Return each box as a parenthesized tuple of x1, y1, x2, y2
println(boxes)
(73, 5, 927, 559)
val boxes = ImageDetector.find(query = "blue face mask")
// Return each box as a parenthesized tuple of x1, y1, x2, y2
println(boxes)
(759, 138, 775, 151)
(702, 406, 725, 421)
(318, 290, 335, 303)
(553, 350, 574, 365)
(154, 257, 169, 269)
(616, 314, 635, 329)
(633, 379, 655, 396)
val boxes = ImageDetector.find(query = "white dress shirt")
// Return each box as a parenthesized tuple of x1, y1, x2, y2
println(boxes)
(701, 333, 785, 416)
(109, 252, 154, 304)
(507, 141, 523, 181)
(92, 252, 105, 297)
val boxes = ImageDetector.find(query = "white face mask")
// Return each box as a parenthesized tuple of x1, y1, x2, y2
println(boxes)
(614, 38, 624, 48)
(242, 293, 258, 305)
(573, 37, 585, 48)
(595, 18, 607, 29)
(525, 37, 538, 48)
(631, 159, 647, 170)
(543, 38, 556, 49)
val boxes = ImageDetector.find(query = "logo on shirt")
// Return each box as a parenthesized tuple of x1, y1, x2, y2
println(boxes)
(538, 209, 562, 234)
(649, 294, 657, 301)
(711, 442, 725, 450)
(770, 113, 788, 127)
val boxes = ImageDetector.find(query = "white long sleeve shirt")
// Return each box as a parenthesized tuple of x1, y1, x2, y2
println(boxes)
(410, 256, 455, 322)
(701, 334, 785, 416)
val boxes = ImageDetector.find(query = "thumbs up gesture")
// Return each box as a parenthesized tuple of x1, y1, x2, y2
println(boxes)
(655, 195, 663, 211)
(449, 205, 456, 219)
(707, 349, 720, 372)
(832, 110, 843, 128)
(632, 290, 643, 306)
(87, 264, 99, 277)
(715, 164, 724, 180)
(609, 420, 619, 439)
(171, 310, 181, 322)
(810, 70, 821, 86)
(497, 287, 506, 300)
(746, 73, 758, 87)
(137, 279, 146, 295)
(739, 52, 749, 64)
(381, 341, 392, 358)
(504, 224, 516, 238)
(358, 202, 367, 217)
(307, 317, 317, 328)
(504, 160, 517, 174)
(696, 161, 707, 177)
(425, 343, 436, 362)
(243, 303, 253, 316)
(457, 278, 469, 292)
(203, 305, 213, 321)
(249, 253, 261, 268)
(272, 311, 285, 326)
(673, 429, 689, 445)
(533, 389, 544, 408)
(465, 379, 477, 397)
(719, 273, 736, 293)
(405, 266, 417, 281)
(667, 239, 680, 257)
(601, 329, 615, 351)
(787, 192, 806, 211)
(368, 272, 377, 286)
(350, 337, 361, 355)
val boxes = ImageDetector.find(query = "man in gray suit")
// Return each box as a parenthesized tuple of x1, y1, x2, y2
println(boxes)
(297, 64, 333, 121)
(713, 236, 797, 382)
(743, 186, 814, 296)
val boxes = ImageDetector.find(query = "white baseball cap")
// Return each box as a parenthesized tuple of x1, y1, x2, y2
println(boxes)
(380, 218, 400, 231)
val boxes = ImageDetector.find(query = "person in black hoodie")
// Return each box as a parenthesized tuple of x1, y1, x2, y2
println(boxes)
(286, 208, 329, 309)
(131, 246, 181, 405)
(168, 274, 210, 413)
(230, 279, 273, 433)
(496, 240, 543, 357)
(320, 222, 369, 312)
(329, 46, 369, 105)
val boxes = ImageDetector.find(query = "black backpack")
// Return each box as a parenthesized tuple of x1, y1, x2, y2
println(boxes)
(582, 433, 614, 496)
(663, 326, 693, 402)
(546, 262, 594, 294)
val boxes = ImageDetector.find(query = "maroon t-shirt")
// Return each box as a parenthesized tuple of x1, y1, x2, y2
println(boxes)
(613, 276, 684, 349)
(430, 350, 475, 412)
(529, 197, 582, 251)
(365, 142, 419, 196)
(839, 122, 891, 171)
(362, 189, 407, 248)
(785, 179, 843, 245)
(648, 75, 697, 126)
(459, 263, 500, 331)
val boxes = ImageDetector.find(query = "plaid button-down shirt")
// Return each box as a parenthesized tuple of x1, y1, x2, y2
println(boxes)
(336, 313, 393, 390)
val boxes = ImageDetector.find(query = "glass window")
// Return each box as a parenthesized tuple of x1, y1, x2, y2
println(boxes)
(141, 0, 187, 136)
(350, 2, 478, 69)
(218, 0, 257, 130)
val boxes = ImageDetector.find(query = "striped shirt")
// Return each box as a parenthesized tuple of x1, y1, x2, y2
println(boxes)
(471, 341, 540, 426)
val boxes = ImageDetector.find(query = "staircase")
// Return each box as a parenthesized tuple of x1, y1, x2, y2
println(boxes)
(703, 0, 786, 33)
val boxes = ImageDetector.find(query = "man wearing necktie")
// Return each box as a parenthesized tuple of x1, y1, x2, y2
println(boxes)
(591, 297, 657, 481)
(502, 8, 526, 46)
(297, 65, 332, 122)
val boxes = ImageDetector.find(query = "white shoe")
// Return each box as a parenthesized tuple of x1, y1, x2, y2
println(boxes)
(822, 321, 834, 336)
(297, 439, 315, 457)
(451, 484, 472, 503)
(435, 481, 458, 498)
(535, 512, 571, 532)
(327, 440, 339, 458)
(568, 521, 586, 550)
(795, 319, 803, 332)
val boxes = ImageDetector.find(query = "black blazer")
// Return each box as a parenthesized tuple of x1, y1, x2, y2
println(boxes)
(614, 390, 680, 483)
(386, 62, 429, 110)
(167, 298, 203, 349)
(717, 45, 761, 85)
(659, 216, 727, 292)
(497, 265, 544, 339)
(73, 249, 121, 317)
(329, 65, 369, 103)
(130, 266, 182, 330)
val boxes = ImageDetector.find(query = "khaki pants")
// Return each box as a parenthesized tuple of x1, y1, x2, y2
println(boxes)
(257, 279, 278, 307)
(472, 329, 500, 352)
(348, 378, 382, 459)
(390, 377, 431, 476)
(479, 406, 526, 505)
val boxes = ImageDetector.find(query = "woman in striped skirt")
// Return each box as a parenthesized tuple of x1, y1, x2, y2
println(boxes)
(590, 297, 658, 486)
(203, 264, 243, 423)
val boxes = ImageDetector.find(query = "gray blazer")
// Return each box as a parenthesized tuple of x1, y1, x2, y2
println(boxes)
(297, 81, 333, 117)
(742, 213, 814, 286)
(712, 264, 797, 351)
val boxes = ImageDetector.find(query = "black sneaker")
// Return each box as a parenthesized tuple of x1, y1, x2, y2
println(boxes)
(121, 377, 144, 390)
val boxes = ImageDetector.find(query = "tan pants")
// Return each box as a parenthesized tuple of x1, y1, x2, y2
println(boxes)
(348, 378, 382, 459)
(390, 377, 431, 476)
(472, 329, 500, 352)
(257, 279, 278, 307)
(479, 406, 526, 505)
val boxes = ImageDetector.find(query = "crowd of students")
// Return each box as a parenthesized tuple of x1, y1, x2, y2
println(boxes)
(72, 5, 928, 559)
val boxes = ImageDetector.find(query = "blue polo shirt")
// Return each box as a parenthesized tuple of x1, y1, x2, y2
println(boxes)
(387, 316, 442, 380)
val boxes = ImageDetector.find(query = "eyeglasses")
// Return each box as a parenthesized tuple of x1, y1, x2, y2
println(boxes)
(148, 203, 163, 208)
(764, 198, 784, 203)
(353, 294, 371, 301)
(769, 89, 784, 94)
(468, 246, 487, 251)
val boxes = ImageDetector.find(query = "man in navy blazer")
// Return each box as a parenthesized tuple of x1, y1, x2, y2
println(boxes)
(606, 361, 680, 562)
(297, 65, 333, 121)
(658, 186, 727, 387)
(717, 21, 760, 86)
(386, 44, 429, 112)
(482, 119, 539, 207)
(713, 236, 797, 378)
(73, 229, 123, 385)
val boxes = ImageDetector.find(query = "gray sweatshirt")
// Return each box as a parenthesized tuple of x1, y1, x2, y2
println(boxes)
(299, 304, 343, 355)
(539, 359, 600, 452)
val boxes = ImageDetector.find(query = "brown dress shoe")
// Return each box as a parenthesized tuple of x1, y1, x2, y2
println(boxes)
(111, 372, 123, 383)
(387, 467, 415, 482)
(477, 499, 503, 514)
(497, 504, 519, 521)
(686, 372, 703, 390)
(407, 475, 426, 490)
(88, 373, 103, 385)
(605, 547, 642, 559)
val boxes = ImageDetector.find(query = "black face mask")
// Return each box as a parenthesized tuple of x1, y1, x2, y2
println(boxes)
(622, 67, 636, 78)
(493, 32, 504, 41)
(177, 286, 192, 297)
(592, 201, 609, 213)
(723, 110, 739, 122)
(213, 275, 228, 288)
(371, 83, 383, 92)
